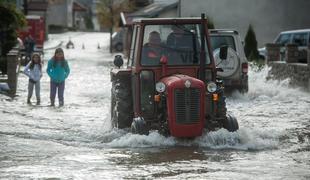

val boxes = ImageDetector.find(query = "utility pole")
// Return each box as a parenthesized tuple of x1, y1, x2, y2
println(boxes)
(109, 0, 114, 53)
(23, 0, 28, 15)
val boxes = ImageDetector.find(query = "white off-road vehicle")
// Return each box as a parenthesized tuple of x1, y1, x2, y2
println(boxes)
(210, 29, 249, 92)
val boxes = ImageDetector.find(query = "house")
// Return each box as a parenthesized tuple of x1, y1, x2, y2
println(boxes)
(47, 0, 74, 29)
(121, 0, 178, 26)
(72, 1, 88, 29)
(17, 0, 49, 34)
(179, 0, 310, 47)
(17, 0, 88, 32)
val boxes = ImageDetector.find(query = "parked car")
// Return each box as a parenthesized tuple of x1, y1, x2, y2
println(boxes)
(209, 29, 249, 92)
(112, 29, 124, 52)
(258, 29, 310, 62)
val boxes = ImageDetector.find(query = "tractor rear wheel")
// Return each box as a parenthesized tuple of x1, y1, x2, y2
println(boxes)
(111, 79, 133, 129)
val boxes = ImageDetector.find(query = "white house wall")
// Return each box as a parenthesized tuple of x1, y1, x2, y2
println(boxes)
(46, 0, 73, 28)
(158, 8, 178, 18)
(47, 2, 68, 27)
(179, 0, 310, 47)
(67, 0, 73, 27)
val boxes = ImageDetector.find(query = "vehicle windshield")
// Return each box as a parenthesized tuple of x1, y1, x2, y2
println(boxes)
(141, 24, 211, 66)
(210, 35, 236, 51)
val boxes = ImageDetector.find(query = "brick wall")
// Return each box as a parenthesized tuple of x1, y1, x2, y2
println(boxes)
(267, 62, 310, 91)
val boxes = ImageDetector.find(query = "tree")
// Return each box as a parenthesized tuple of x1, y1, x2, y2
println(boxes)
(84, 14, 94, 30)
(207, 17, 215, 29)
(0, 2, 26, 74)
(244, 24, 259, 61)
(0, 2, 26, 56)
(97, 0, 134, 53)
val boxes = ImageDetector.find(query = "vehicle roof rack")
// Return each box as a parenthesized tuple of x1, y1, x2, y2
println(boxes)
(209, 29, 239, 35)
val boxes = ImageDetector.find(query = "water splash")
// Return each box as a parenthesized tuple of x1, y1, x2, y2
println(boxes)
(196, 128, 280, 150)
(229, 66, 309, 102)
(103, 128, 281, 150)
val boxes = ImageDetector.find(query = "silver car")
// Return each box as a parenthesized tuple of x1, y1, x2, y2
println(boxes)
(112, 29, 124, 52)
(258, 29, 310, 63)
(209, 29, 249, 92)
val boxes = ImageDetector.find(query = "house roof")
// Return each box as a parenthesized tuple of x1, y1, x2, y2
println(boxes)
(121, 0, 178, 26)
(73, 1, 87, 11)
(27, 1, 48, 11)
(131, 0, 178, 17)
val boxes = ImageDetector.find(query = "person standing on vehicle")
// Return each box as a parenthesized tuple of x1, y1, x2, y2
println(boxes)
(47, 48, 70, 106)
(24, 53, 42, 105)
(24, 35, 35, 62)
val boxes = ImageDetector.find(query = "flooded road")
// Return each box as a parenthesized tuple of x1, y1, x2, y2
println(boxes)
(0, 32, 309, 179)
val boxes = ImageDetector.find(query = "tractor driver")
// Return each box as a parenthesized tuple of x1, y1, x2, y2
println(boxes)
(141, 31, 165, 65)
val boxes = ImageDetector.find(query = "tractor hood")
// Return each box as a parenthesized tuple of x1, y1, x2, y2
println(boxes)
(160, 74, 205, 91)
(159, 74, 205, 138)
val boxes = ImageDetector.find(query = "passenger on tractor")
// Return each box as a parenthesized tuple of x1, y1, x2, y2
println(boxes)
(166, 25, 199, 64)
(141, 31, 165, 65)
(167, 25, 195, 49)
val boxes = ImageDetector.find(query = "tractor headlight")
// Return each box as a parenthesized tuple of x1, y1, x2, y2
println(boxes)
(155, 82, 166, 93)
(207, 82, 217, 93)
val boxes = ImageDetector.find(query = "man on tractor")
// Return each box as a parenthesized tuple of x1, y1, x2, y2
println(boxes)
(141, 31, 165, 65)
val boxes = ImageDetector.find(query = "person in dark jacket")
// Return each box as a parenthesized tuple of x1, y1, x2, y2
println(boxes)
(24, 35, 35, 62)
(46, 48, 70, 106)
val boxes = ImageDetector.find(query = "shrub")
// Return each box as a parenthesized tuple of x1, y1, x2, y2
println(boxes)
(84, 15, 94, 30)
(207, 17, 215, 29)
(244, 24, 259, 61)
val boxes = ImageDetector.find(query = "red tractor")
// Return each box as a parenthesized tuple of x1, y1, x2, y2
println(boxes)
(111, 15, 238, 138)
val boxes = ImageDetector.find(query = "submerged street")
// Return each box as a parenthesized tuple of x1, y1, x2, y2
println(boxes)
(0, 32, 309, 179)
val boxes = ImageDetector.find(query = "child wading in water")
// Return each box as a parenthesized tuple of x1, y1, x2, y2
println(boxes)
(47, 48, 70, 106)
(24, 53, 42, 105)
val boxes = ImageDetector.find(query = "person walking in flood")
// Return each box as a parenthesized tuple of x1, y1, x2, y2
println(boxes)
(47, 48, 70, 106)
(24, 53, 42, 105)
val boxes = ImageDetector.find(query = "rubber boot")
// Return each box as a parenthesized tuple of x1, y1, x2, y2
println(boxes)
(27, 98, 31, 104)
(50, 100, 55, 106)
(36, 98, 40, 105)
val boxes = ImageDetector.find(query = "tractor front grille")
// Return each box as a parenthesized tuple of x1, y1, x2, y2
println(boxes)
(174, 88, 201, 124)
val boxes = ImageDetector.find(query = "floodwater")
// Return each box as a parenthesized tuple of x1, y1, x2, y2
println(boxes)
(0, 32, 309, 179)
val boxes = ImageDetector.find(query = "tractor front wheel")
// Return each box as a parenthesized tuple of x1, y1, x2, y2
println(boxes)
(223, 114, 239, 132)
(131, 117, 149, 135)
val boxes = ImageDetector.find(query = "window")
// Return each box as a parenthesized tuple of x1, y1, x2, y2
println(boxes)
(128, 26, 137, 67)
(275, 34, 291, 46)
(210, 36, 236, 51)
(140, 24, 211, 66)
(292, 33, 308, 46)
